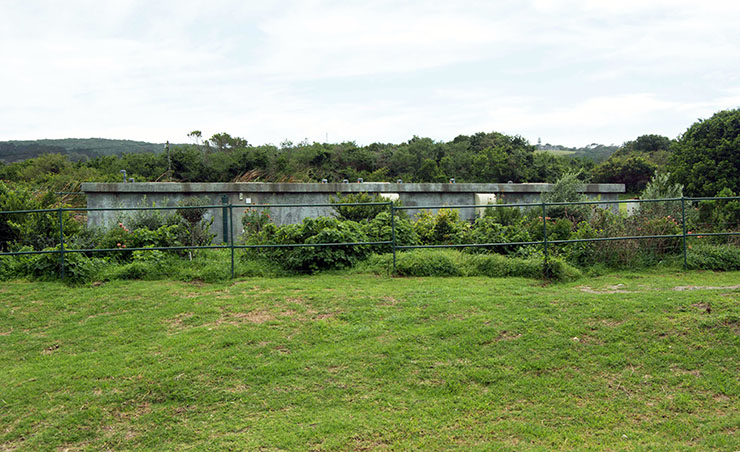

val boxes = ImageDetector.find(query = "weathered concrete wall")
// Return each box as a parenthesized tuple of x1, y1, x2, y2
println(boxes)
(81, 182, 625, 243)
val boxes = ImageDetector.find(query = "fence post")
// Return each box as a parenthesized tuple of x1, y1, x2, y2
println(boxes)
(58, 208, 65, 281)
(221, 195, 229, 244)
(390, 202, 397, 274)
(541, 200, 548, 279)
(681, 196, 688, 269)
(229, 204, 235, 279)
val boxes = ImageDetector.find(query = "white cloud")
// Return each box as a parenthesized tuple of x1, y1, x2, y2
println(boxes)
(0, 0, 739, 146)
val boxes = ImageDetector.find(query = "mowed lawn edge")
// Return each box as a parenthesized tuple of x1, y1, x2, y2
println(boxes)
(1, 271, 739, 451)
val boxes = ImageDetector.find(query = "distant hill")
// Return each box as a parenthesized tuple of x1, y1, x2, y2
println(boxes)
(0, 138, 167, 162)
(536, 143, 619, 163)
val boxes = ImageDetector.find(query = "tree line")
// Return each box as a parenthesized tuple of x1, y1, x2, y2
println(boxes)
(1, 108, 739, 198)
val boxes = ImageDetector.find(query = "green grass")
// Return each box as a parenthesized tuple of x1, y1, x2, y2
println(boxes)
(1, 271, 739, 451)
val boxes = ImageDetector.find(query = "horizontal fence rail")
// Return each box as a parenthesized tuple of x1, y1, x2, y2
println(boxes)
(1, 196, 739, 280)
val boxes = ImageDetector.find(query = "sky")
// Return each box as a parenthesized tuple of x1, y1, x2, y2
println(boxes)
(1, 0, 739, 148)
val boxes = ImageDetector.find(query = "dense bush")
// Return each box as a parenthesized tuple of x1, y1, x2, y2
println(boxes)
(176, 196, 216, 251)
(244, 216, 373, 273)
(364, 211, 418, 253)
(106, 248, 181, 280)
(696, 188, 740, 233)
(414, 209, 468, 245)
(21, 247, 102, 285)
(241, 207, 272, 237)
(543, 171, 591, 223)
(0, 182, 83, 252)
(393, 249, 464, 277)
(360, 250, 581, 281)
(481, 203, 522, 226)
(686, 244, 740, 271)
(561, 207, 682, 268)
(639, 172, 683, 219)
(592, 155, 657, 193)
(463, 216, 532, 255)
(669, 108, 740, 197)
(330, 192, 393, 222)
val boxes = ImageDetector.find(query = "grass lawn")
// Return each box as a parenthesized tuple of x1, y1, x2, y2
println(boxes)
(1, 270, 739, 451)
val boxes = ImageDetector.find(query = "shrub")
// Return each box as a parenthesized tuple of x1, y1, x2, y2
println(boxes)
(241, 207, 272, 237)
(542, 257, 583, 281)
(525, 216, 572, 243)
(22, 247, 101, 285)
(330, 192, 392, 222)
(464, 216, 532, 255)
(393, 249, 463, 277)
(543, 172, 590, 224)
(96, 223, 184, 261)
(123, 197, 180, 231)
(565, 221, 597, 267)
(697, 188, 740, 233)
(637, 215, 682, 259)
(638, 172, 683, 219)
(176, 197, 216, 256)
(0, 182, 83, 252)
(0, 248, 36, 280)
(245, 216, 372, 273)
(414, 209, 469, 245)
(686, 244, 740, 271)
(471, 254, 580, 281)
(363, 211, 418, 253)
(482, 203, 522, 226)
(361, 249, 581, 281)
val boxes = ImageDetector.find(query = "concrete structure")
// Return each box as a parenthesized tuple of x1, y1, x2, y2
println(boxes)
(81, 182, 625, 243)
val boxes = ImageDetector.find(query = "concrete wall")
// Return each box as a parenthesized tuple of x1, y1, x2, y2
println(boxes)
(81, 182, 625, 243)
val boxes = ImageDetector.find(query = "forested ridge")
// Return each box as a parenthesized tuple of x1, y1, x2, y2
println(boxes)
(0, 138, 167, 163)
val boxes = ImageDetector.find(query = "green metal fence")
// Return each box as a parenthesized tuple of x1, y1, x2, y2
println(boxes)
(1, 196, 739, 280)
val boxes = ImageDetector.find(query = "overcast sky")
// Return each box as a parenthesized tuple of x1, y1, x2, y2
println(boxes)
(1, 0, 739, 147)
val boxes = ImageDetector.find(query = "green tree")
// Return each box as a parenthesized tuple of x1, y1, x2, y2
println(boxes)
(592, 155, 657, 193)
(669, 109, 740, 196)
(207, 133, 248, 153)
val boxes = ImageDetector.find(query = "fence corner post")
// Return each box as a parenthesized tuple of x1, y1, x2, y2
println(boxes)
(681, 196, 688, 269)
(390, 202, 397, 274)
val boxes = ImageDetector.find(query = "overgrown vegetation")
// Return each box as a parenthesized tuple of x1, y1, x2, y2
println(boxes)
(1, 172, 739, 283)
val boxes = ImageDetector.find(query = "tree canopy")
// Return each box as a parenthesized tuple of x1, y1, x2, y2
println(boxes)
(669, 109, 740, 196)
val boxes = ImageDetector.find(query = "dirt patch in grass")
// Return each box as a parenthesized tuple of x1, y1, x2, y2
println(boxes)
(42, 343, 61, 355)
(673, 285, 740, 291)
(496, 330, 522, 342)
(670, 366, 702, 377)
(167, 312, 195, 329)
(378, 296, 402, 306)
(578, 284, 634, 294)
(690, 302, 713, 314)
(56, 441, 91, 451)
(167, 305, 336, 331)
(217, 311, 275, 325)
(101, 423, 138, 442)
